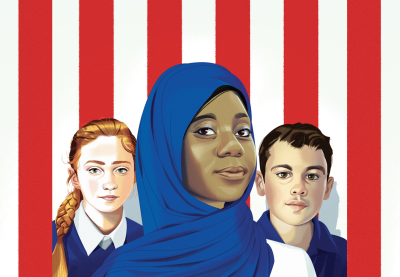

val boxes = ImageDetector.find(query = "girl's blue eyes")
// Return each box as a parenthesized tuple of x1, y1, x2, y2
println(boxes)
(89, 168, 102, 174)
(88, 167, 128, 174)
(116, 168, 128, 174)
(195, 128, 252, 137)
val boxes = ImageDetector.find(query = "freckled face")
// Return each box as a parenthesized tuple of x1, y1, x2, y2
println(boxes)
(181, 91, 256, 208)
(76, 136, 135, 213)
(264, 141, 329, 225)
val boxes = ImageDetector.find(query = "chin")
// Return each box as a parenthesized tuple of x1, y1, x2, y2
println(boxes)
(96, 202, 121, 213)
(283, 213, 314, 226)
(214, 189, 246, 203)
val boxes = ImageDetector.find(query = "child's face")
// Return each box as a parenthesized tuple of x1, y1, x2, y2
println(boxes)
(75, 136, 135, 213)
(261, 141, 333, 226)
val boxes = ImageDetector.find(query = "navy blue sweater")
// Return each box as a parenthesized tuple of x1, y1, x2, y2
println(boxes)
(257, 211, 347, 277)
(52, 218, 143, 277)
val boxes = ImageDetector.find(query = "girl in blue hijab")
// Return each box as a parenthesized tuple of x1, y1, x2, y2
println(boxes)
(93, 63, 312, 276)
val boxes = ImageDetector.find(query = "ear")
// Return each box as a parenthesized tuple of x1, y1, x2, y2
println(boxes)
(323, 176, 334, 200)
(68, 167, 81, 190)
(255, 171, 266, 197)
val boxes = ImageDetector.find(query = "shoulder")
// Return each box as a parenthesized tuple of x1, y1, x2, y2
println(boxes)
(318, 220, 347, 261)
(125, 218, 144, 242)
(267, 240, 316, 277)
(332, 234, 347, 259)
(257, 211, 268, 222)
(318, 221, 347, 250)
(52, 220, 77, 252)
(52, 221, 57, 251)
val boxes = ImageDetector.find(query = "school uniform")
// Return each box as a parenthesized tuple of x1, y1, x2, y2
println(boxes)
(257, 210, 347, 277)
(52, 205, 143, 277)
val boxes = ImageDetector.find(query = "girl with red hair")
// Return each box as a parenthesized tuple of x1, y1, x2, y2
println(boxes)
(52, 118, 143, 277)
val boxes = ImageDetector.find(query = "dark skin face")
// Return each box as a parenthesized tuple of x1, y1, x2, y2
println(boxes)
(181, 91, 256, 209)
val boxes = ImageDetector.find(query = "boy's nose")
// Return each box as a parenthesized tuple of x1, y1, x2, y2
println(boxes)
(290, 182, 307, 196)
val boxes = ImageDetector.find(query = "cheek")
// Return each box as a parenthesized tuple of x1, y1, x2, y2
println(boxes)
(79, 175, 103, 198)
(118, 175, 134, 195)
(265, 179, 287, 207)
(307, 182, 326, 206)
(242, 142, 256, 170)
(186, 140, 217, 173)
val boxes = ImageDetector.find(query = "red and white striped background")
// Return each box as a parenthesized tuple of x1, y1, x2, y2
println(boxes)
(0, 0, 398, 276)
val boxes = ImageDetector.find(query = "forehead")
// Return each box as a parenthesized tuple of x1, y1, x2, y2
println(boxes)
(79, 136, 132, 162)
(198, 91, 248, 117)
(267, 141, 327, 168)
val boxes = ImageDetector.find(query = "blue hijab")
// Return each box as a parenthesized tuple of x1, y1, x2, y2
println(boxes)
(93, 63, 274, 276)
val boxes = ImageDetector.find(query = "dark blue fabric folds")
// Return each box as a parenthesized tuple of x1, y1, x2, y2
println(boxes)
(93, 63, 274, 276)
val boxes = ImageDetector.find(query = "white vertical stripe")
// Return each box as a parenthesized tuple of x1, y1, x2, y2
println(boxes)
(318, 0, 347, 239)
(0, 1, 18, 275)
(182, 0, 215, 63)
(382, 0, 400, 275)
(250, 0, 284, 221)
(52, 0, 80, 219)
(114, 0, 148, 225)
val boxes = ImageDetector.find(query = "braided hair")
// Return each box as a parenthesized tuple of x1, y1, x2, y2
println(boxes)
(52, 118, 137, 277)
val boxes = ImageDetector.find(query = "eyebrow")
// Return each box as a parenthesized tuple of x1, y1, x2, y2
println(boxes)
(191, 113, 217, 124)
(84, 160, 131, 166)
(84, 160, 105, 165)
(112, 161, 131, 165)
(306, 165, 326, 175)
(235, 112, 248, 119)
(271, 164, 292, 171)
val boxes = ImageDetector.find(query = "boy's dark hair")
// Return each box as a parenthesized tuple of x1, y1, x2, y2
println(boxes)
(259, 123, 333, 180)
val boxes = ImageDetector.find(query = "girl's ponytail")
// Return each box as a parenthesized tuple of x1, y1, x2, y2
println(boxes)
(52, 189, 82, 277)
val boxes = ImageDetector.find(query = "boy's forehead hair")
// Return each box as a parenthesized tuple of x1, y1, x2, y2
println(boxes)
(259, 123, 333, 179)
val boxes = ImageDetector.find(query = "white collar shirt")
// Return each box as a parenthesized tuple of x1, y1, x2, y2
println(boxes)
(74, 204, 127, 256)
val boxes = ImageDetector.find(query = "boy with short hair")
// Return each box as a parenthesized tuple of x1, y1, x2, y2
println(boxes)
(255, 123, 347, 277)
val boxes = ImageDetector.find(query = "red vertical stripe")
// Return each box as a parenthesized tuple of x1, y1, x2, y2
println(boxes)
(216, 0, 250, 207)
(147, 0, 182, 96)
(284, 1, 318, 126)
(216, 0, 250, 96)
(19, 0, 52, 275)
(347, 1, 381, 276)
(79, 1, 114, 126)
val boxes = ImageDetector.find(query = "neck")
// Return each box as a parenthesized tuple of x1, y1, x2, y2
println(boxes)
(82, 200, 123, 235)
(270, 212, 314, 251)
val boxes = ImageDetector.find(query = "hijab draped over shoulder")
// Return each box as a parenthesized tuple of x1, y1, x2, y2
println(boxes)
(93, 63, 274, 276)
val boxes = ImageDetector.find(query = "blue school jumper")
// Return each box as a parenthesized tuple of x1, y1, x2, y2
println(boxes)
(52, 218, 143, 277)
(257, 211, 347, 277)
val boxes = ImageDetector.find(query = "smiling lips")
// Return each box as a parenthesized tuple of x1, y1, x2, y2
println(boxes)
(286, 200, 308, 211)
(216, 166, 246, 179)
(99, 195, 120, 201)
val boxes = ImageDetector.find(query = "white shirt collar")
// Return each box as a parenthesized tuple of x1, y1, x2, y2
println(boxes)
(74, 203, 127, 256)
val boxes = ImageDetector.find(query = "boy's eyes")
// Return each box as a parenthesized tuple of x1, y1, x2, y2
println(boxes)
(276, 172, 292, 179)
(306, 174, 319, 180)
(275, 172, 320, 180)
